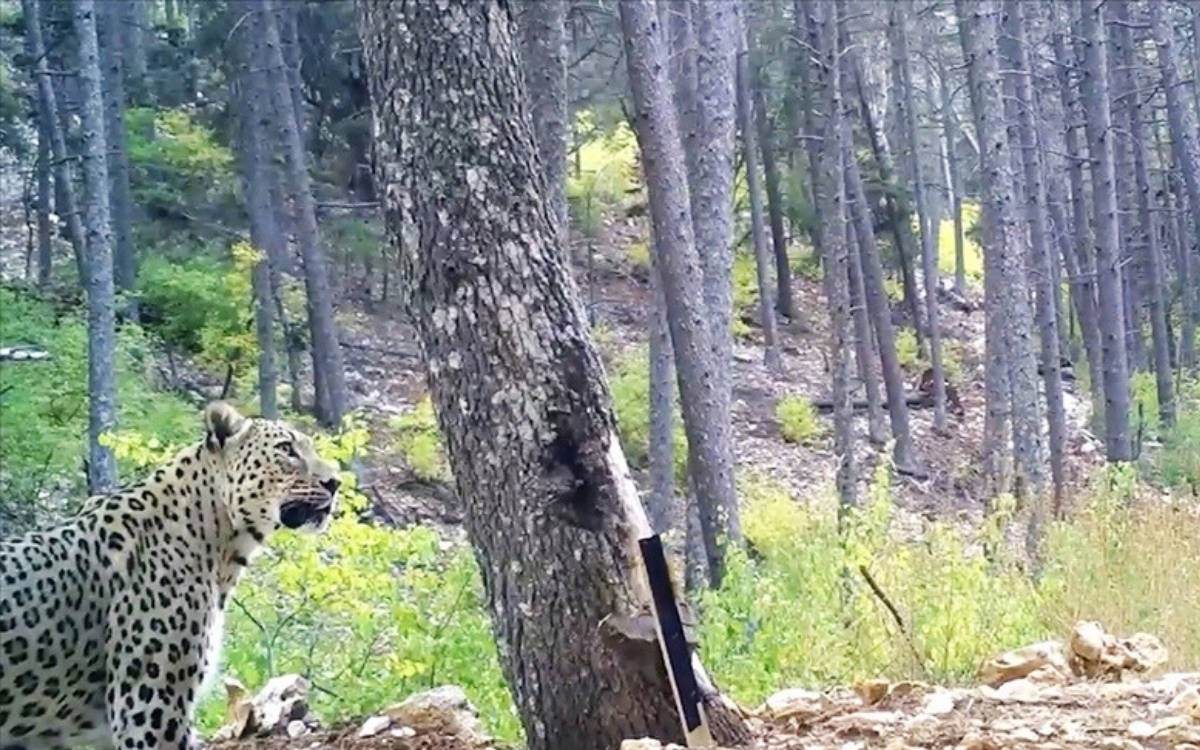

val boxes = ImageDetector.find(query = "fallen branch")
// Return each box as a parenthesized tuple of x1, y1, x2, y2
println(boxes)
(812, 393, 934, 412)
(858, 565, 929, 677)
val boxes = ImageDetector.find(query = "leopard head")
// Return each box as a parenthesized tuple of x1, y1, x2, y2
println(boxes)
(203, 401, 341, 534)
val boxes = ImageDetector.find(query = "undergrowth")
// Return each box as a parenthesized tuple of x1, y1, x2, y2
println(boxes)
(699, 461, 1200, 707)
(609, 346, 689, 482)
(776, 395, 822, 445)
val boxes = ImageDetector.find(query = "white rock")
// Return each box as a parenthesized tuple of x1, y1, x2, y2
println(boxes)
(922, 691, 957, 716)
(286, 720, 308, 738)
(358, 715, 392, 738)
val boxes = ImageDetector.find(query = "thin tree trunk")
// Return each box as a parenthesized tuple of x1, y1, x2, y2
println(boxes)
(890, 4, 946, 430)
(748, 36, 794, 320)
(236, 0, 280, 419)
(1054, 31, 1105, 413)
(122, 0, 148, 104)
(1080, 0, 1132, 462)
(24, 0, 87, 283)
(518, 0, 569, 247)
(74, 0, 118, 493)
(843, 114, 916, 473)
(959, 0, 1046, 512)
(1113, 0, 1172, 428)
(98, 0, 137, 317)
(847, 185, 887, 446)
(1151, 0, 1200, 371)
(936, 54, 966, 296)
(25, 6, 53, 287)
(735, 14, 781, 372)
(815, 0, 856, 511)
(262, 0, 347, 428)
(621, 0, 740, 587)
(1007, 0, 1065, 512)
(359, 3, 749, 746)
(849, 50, 924, 341)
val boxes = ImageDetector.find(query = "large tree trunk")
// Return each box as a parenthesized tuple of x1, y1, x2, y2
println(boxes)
(735, 13, 781, 371)
(261, 0, 347, 428)
(98, 0, 137, 316)
(890, 4, 946, 431)
(648, 261, 676, 534)
(959, 0, 1046, 514)
(623, 0, 740, 587)
(517, 0, 569, 244)
(74, 0, 118, 493)
(813, 0, 856, 511)
(359, 2, 748, 747)
(1080, 0, 1132, 462)
(121, 0, 148, 104)
(1006, 0, 1065, 512)
(24, 0, 87, 283)
(1151, 0, 1200, 372)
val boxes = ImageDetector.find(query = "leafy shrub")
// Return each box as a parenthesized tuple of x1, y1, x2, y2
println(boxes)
(184, 424, 520, 741)
(895, 327, 920, 370)
(731, 252, 759, 339)
(776, 396, 822, 445)
(700, 461, 1200, 706)
(567, 110, 640, 237)
(0, 287, 196, 522)
(1156, 380, 1200, 488)
(936, 200, 984, 284)
(609, 347, 688, 482)
(136, 242, 261, 378)
(126, 107, 237, 216)
(390, 396, 451, 482)
(883, 276, 905, 302)
(1129, 370, 1160, 439)
(626, 241, 652, 273)
(791, 250, 822, 282)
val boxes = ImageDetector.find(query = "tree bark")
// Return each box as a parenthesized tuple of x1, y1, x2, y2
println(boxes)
(98, 0, 137, 315)
(1053, 31, 1105, 413)
(1080, 0, 1132, 462)
(748, 35, 794, 320)
(74, 0, 118, 493)
(359, 2, 749, 746)
(1151, 0, 1200, 373)
(735, 13, 781, 372)
(122, 0, 148, 104)
(24, 0, 53, 286)
(935, 53, 966, 296)
(648, 260, 675, 534)
(1114, 1, 1173, 428)
(621, 0, 740, 587)
(890, 4, 946, 431)
(959, 0, 1046, 506)
(814, 0, 856, 511)
(236, 0, 280, 420)
(1006, 0, 1065, 513)
(846, 180, 887, 446)
(517, 0, 569, 245)
(262, 0, 347, 428)
(848, 48, 924, 342)
(24, 0, 87, 283)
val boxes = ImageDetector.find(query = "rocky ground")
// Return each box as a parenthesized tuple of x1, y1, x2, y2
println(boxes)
(209, 623, 1199, 749)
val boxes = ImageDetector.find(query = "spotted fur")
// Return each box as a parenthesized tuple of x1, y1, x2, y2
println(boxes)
(0, 402, 340, 749)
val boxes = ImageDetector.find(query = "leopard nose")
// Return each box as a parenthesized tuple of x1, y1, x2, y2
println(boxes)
(320, 477, 340, 495)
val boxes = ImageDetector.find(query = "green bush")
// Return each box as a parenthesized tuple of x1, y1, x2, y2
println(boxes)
(626, 241, 652, 273)
(731, 252, 759, 339)
(390, 396, 451, 482)
(567, 110, 640, 237)
(776, 395, 822, 445)
(895, 327, 920, 370)
(0, 287, 196, 523)
(126, 106, 237, 216)
(1129, 370, 1160, 439)
(791, 250, 822, 282)
(609, 347, 688, 482)
(700, 462, 1200, 706)
(935, 200, 984, 284)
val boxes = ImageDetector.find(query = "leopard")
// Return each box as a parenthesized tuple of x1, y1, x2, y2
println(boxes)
(0, 401, 341, 749)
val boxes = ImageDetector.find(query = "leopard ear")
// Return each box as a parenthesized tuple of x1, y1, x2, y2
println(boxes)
(204, 401, 247, 451)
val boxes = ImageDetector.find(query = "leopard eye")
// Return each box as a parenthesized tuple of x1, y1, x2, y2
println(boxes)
(276, 441, 300, 459)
